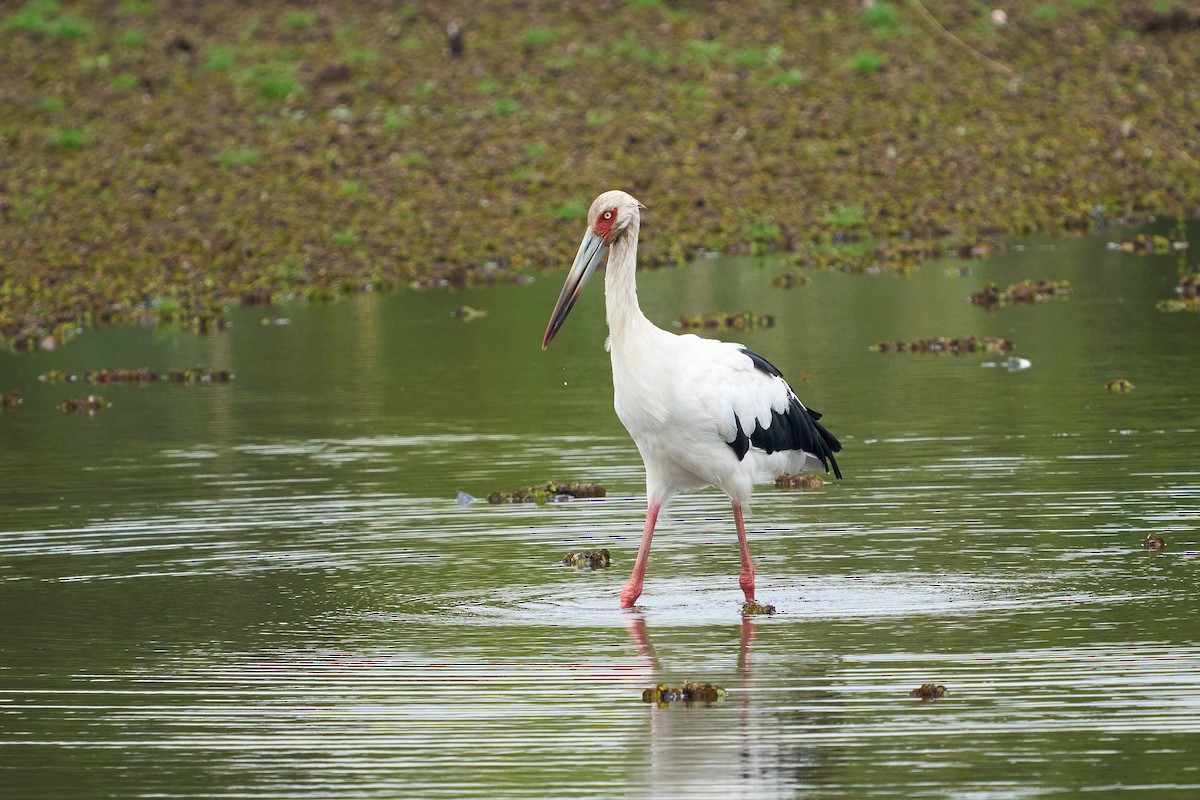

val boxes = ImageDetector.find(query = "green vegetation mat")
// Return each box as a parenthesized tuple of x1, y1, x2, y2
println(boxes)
(1, 0, 1197, 350)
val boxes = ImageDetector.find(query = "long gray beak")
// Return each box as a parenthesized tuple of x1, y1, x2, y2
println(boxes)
(541, 228, 608, 350)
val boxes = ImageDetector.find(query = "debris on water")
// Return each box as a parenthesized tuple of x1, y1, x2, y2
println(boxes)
(642, 681, 727, 706)
(2, 389, 21, 410)
(1157, 264, 1200, 305)
(1106, 378, 1135, 394)
(909, 683, 947, 701)
(168, 368, 232, 384)
(58, 395, 107, 415)
(679, 681, 726, 703)
(38, 368, 231, 385)
(873, 336, 1014, 355)
(964, 241, 995, 259)
(970, 288, 1003, 309)
(261, 317, 291, 325)
(83, 368, 158, 384)
(771, 273, 808, 289)
(642, 685, 679, 705)
(455, 491, 477, 505)
(561, 549, 611, 569)
(675, 312, 775, 331)
(775, 473, 824, 489)
(971, 280, 1071, 309)
(1156, 298, 1200, 313)
(38, 371, 79, 383)
(451, 305, 488, 320)
(742, 600, 776, 615)
(487, 481, 606, 504)
(981, 357, 1032, 371)
(1107, 233, 1188, 254)
(1142, 534, 1166, 550)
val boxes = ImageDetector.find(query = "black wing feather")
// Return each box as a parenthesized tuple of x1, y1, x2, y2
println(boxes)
(729, 348, 843, 479)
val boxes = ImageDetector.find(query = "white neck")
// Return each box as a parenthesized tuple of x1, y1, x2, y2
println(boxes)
(603, 225, 654, 348)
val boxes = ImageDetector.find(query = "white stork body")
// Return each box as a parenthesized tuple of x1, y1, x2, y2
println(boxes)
(609, 320, 830, 507)
(542, 190, 841, 608)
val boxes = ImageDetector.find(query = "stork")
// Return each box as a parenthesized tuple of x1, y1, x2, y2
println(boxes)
(542, 190, 842, 608)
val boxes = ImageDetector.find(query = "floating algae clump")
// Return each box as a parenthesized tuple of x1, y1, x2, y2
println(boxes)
(873, 337, 1014, 355)
(1160, 274, 1200, 311)
(775, 473, 824, 489)
(1108, 234, 1187, 254)
(642, 681, 727, 706)
(1156, 299, 1200, 313)
(771, 274, 809, 289)
(676, 312, 775, 331)
(971, 280, 1071, 309)
(561, 549, 611, 569)
(488, 482, 606, 504)
(82, 368, 160, 384)
(450, 305, 488, 320)
(40, 368, 231, 385)
(742, 601, 776, 615)
(58, 395, 107, 414)
(167, 368, 232, 384)
(909, 683, 947, 701)
(38, 371, 81, 383)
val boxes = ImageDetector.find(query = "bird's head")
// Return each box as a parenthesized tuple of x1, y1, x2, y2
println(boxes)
(586, 189, 643, 246)
(542, 190, 644, 350)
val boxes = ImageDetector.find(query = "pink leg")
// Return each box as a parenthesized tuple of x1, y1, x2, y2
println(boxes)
(734, 503, 755, 602)
(620, 501, 660, 608)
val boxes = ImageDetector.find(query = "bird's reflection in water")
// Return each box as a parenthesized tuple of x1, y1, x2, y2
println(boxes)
(623, 614, 820, 799)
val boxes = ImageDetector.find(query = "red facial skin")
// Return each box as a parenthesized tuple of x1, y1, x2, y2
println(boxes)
(593, 208, 617, 243)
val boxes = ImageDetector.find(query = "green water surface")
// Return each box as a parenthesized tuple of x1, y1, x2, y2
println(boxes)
(1, 223, 1198, 798)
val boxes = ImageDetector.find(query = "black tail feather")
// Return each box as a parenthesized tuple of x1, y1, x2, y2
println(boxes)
(733, 347, 844, 479)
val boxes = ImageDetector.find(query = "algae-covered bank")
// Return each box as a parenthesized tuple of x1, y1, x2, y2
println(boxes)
(1, 0, 1198, 350)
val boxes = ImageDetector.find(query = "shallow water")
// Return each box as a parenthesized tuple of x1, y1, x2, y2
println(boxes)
(2, 222, 1199, 798)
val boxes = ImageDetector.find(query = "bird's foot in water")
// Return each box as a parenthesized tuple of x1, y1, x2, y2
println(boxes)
(742, 600, 776, 615)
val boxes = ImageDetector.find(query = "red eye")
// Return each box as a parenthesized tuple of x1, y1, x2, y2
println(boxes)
(593, 207, 617, 239)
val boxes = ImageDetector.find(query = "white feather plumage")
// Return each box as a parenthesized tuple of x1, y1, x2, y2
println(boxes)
(542, 190, 841, 607)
